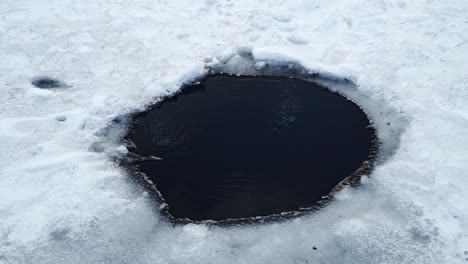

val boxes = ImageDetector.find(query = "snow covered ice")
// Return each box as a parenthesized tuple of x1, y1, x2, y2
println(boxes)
(1, 0, 468, 263)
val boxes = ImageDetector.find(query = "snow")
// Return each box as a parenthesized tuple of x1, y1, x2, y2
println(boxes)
(1, 0, 468, 263)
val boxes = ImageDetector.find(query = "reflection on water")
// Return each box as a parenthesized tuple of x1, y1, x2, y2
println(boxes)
(127, 75, 374, 221)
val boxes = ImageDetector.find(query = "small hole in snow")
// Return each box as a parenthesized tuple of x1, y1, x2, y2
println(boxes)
(31, 77, 64, 88)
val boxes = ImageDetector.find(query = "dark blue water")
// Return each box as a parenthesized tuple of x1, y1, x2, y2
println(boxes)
(31, 77, 63, 88)
(127, 75, 374, 221)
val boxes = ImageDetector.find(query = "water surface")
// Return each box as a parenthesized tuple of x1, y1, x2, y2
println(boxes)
(127, 75, 374, 221)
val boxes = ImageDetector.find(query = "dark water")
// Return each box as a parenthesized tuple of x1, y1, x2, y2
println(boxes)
(127, 75, 374, 221)
(32, 77, 63, 88)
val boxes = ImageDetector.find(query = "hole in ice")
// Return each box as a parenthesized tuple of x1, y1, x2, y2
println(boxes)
(125, 74, 376, 222)
(31, 77, 64, 88)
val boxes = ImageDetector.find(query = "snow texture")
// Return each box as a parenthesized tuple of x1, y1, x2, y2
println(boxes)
(1, 0, 468, 263)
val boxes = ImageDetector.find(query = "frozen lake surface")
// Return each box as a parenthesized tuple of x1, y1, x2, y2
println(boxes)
(1, 0, 468, 263)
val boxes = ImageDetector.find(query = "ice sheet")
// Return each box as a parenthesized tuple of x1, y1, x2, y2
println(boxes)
(1, 0, 468, 263)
